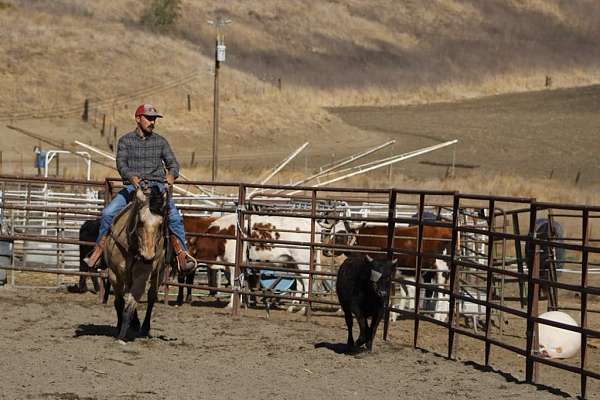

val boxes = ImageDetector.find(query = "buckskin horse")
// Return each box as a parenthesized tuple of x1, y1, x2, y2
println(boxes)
(104, 183, 172, 341)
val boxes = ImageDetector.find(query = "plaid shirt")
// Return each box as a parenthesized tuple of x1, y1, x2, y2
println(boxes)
(116, 129, 179, 183)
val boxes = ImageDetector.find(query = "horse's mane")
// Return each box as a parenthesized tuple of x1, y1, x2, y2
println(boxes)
(148, 185, 165, 215)
(107, 187, 167, 260)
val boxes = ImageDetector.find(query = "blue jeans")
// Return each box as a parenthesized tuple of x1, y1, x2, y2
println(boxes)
(97, 183, 187, 252)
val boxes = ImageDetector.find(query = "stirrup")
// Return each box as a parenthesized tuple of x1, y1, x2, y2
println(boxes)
(176, 250, 198, 273)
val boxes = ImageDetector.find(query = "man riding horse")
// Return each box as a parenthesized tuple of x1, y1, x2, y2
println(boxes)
(84, 103, 195, 272)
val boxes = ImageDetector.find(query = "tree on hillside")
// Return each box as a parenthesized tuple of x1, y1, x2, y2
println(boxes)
(141, 0, 181, 31)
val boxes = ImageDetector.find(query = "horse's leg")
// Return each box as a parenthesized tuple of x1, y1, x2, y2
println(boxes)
(91, 275, 100, 294)
(128, 262, 153, 338)
(130, 309, 141, 331)
(118, 293, 136, 340)
(141, 283, 158, 337)
(185, 272, 194, 303)
(114, 295, 124, 336)
(102, 278, 111, 304)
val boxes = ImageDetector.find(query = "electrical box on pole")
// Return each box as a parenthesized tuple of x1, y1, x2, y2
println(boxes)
(217, 44, 226, 62)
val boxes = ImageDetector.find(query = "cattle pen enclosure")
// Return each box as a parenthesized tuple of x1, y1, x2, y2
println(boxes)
(0, 174, 599, 399)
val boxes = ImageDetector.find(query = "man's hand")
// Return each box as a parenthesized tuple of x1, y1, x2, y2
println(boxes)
(165, 174, 175, 186)
(130, 176, 141, 188)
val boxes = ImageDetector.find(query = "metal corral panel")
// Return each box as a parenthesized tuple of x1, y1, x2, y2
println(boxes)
(0, 240, 11, 285)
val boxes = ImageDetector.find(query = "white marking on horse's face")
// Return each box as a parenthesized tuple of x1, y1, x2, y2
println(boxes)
(136, 189, 146, 202)
(138, 206, 164, 261)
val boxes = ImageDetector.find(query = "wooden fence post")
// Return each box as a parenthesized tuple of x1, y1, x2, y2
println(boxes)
(191, 151, 195, 167)
(187, 94, 191, 111)
(100, 114, 106, 137)
(82, 99, 89, 122)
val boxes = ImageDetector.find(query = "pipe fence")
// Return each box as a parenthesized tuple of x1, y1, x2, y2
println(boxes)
(0, 175, 598, 398)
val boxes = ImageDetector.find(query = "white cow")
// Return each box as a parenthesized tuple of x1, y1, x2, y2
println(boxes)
(208, 213, 322, 313)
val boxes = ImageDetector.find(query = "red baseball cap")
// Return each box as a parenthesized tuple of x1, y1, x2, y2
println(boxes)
(134, 104, 163, 118)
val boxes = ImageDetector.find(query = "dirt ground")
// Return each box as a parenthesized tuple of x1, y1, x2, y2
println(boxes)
(0, 284, 596, 400)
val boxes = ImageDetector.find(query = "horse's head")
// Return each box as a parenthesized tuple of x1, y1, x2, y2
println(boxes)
(131, 185, 167, 262)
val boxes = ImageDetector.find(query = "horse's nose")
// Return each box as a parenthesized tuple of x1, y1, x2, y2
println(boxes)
(139, 251, 155, 263)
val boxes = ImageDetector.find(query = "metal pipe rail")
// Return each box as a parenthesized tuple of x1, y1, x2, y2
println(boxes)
(2, 176, 600, 399)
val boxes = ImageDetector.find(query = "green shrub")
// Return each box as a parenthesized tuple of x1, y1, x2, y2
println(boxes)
(141, 0, 181, 31)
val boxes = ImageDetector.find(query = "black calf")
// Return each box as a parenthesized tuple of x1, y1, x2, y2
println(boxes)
(336, 254, 395, 353)
(73, 219, 110, 303)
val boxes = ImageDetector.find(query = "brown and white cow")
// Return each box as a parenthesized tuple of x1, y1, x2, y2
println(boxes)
(183, 213, 322, 313)
(324, 223, 453, 321)
(175, 215, 220, 305)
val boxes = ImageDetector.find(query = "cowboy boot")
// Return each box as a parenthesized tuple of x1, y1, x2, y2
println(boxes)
(170, 235, 197, 272)
(83, 235, 108, 268)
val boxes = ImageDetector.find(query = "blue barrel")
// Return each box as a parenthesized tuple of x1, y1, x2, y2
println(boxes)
(260, 269, 295, 292)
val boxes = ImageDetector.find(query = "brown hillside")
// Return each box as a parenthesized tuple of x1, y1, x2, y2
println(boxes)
(0, 0, 599, 201)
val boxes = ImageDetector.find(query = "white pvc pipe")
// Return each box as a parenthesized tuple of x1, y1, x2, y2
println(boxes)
(262, 140, 396, 196)
(284, 140, 458, 196)
(248, 142, 309, 197)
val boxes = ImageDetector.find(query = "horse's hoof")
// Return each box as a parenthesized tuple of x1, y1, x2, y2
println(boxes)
(67, 285, 85, 293)
(116, 339, 127, 346)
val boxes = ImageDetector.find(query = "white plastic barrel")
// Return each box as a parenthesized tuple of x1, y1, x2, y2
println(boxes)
(538, 311, 581, 359)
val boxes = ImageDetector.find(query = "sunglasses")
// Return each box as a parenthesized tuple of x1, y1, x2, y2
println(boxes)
(142, 115, 158, 122)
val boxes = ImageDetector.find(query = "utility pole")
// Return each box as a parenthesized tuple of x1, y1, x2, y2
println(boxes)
(208, 15, 232, 182)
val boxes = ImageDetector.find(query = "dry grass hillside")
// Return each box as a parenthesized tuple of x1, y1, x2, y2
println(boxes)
(0, 0, 599, 202)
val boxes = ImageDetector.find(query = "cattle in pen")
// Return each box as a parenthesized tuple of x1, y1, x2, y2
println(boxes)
(183, 213, 322, 313)
(336, 254, 395, 353)
(74, 219, 109, 303)
(324, 222, 453, 321)
(175, 215, 220, 305)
